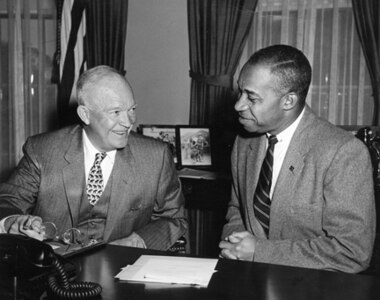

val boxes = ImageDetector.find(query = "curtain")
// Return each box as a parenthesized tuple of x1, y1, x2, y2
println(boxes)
(11, 0, 25, 164)
(187, 0, 257, 127)
(236, 0, 372, 126)
(187, 0, 257, 170)
(85, 0, 128, 73)
(352, 0, 380, 125)
(0, 0, 57, 181)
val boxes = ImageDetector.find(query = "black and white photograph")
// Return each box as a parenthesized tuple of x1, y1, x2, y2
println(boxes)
(178, 126, 212, 168)
(0, 1, 379, 298)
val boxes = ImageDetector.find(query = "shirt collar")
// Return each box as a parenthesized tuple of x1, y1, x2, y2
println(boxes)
(82, 129, 117, 163)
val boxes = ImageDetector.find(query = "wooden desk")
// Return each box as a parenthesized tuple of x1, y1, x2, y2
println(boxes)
(69, 245, 380, 300)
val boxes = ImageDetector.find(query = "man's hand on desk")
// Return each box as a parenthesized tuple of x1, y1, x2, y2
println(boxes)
(3, 214, 45, 241)
(219, 231, 256, 261)
(109, 232, 146, 248)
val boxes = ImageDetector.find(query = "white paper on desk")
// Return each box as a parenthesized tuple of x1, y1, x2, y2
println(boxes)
(115, 255, 218, 287)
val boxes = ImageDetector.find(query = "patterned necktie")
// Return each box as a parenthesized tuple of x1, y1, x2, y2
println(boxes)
(87, 152, 107, 206)
(253, 135, 278, 237)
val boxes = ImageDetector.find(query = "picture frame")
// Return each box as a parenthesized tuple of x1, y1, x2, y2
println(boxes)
(138, 125, 178, 165)
(177, 126, 212, 169)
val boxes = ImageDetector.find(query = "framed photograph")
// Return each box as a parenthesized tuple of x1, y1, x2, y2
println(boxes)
(138, 125, 178, 164)
(177, 126, 212, 168)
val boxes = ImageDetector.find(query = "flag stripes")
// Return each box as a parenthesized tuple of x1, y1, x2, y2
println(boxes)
(57, 0, 87, 123)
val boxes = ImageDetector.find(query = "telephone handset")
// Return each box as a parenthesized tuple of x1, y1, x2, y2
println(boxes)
(0, 233, 102, 299)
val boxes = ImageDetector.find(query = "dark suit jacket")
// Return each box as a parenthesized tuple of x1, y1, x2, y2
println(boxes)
(0, 125, 187, 251)
(222, 106, 376, 273)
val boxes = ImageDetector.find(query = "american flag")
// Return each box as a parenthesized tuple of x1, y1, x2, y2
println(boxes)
(55, 0, 87, 125)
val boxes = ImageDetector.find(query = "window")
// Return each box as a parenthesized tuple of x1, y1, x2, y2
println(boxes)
(0, 0, 57, 180)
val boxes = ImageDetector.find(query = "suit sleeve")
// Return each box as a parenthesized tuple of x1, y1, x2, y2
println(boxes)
(221, 137, 247, 239)
(253, 138, 376, 273)
(0, 138, 40, 219)
(135, 145, 188, 250)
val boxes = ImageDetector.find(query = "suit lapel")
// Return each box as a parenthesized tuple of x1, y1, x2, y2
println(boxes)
(103, 143, 137, 240)
(62, 126, 85, 227)
(246, 135, 267, 234)
(269, 106, 316, 237)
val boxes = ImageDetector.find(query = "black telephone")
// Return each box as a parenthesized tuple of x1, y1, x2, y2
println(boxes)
(0, 233, 102, 299)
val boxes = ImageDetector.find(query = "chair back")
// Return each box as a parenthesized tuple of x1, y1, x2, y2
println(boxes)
(355, 127, 380, 276)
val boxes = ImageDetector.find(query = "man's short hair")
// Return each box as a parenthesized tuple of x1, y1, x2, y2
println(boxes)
(244, 44, 312, 103)
(76, 65, 127, 106)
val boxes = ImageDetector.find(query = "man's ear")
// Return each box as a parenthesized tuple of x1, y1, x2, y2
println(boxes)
(282, 93, 298, 111)
(77, 105, 90, 125)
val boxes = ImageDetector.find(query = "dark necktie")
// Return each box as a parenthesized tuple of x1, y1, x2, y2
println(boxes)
(253, 135, 278, 237)
(87, 152, 107, 206)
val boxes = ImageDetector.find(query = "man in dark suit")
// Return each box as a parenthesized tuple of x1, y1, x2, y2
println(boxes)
(0, 65, 187, 251)
(219, 44, 376, 273)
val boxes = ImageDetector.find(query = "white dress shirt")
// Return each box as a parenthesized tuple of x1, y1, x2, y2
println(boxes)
(269, 108, 305, 198)
(82, 130, 116, 187)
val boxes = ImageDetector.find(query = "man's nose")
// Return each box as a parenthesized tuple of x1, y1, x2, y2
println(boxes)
(119, 111, 133, 127)
(235, 95, 249, 112)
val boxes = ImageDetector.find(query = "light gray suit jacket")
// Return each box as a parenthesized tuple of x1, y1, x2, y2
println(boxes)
(222, 106, 376, 273)
(0, 125, 187, 251)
